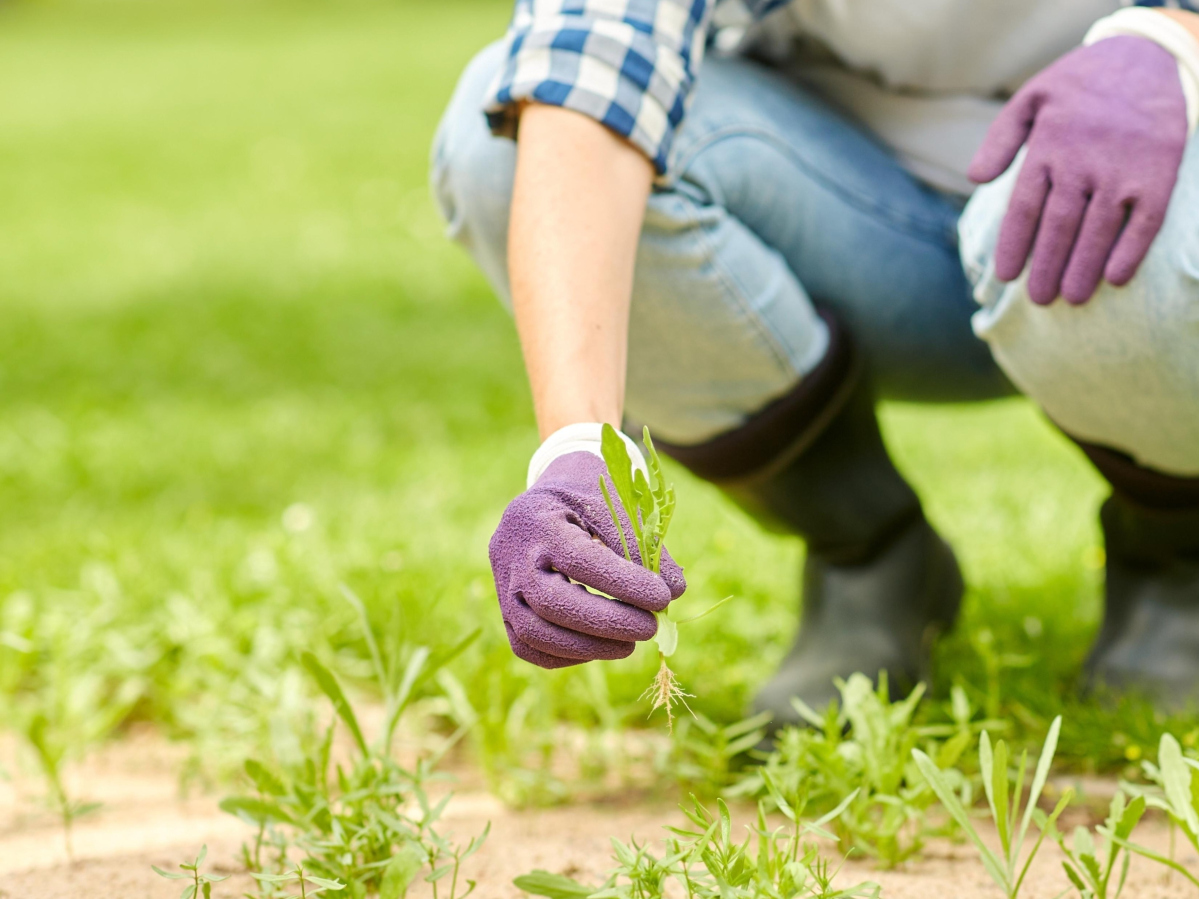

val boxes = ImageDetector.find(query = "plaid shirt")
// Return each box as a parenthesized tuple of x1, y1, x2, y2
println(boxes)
(484, 0, 1199, 175)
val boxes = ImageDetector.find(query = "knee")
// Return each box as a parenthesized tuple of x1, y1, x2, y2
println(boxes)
(430, 41, 517, 301)
(959, 146, 1199, 476)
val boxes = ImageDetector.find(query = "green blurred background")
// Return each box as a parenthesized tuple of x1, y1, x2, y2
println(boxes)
(0, 0, 1169, 784)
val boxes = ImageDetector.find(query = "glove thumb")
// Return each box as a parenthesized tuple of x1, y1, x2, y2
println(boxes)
(969, 90, 1037, 184)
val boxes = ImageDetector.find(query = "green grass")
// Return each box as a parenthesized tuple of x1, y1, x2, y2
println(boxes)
(0, 0, 1189, 788)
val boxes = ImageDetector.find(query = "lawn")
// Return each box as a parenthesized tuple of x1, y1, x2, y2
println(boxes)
(0, 0, 1187, 843)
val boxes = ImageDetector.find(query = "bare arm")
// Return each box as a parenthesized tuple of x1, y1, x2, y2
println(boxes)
(508, 103, 654, 440)
(1158, 8, 1199, 42)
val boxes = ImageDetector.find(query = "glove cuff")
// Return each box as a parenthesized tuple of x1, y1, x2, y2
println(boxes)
(1085, 7, 1199, 133)
(527, 423, 647, 489)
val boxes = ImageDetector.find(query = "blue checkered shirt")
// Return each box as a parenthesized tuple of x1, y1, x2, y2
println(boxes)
(484, 0, 1198, 175)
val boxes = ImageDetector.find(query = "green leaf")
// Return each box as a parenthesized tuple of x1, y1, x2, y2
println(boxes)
(152, 866, 190, 880)
(675, 595, 735, 625)
(305, 876, 345, 890)
(599, 425, 639, 541)
(380, 841, 425, 899)
(1017, 716, 1062, 851)
(991, 737, 1011, 857)
(654, 612, 678, 658)
(1159, 733, 1199, 834)
(1062, 861, 1086, 893)
(1116, 794, 1146, 841)
(512, 870, 596, 898)
(219, 796, 295, 826)
(244, 759, 286, 796)
(911, 749, 1007, 890)
(598, 476, 632, 564)
(302, 650, 368, 756)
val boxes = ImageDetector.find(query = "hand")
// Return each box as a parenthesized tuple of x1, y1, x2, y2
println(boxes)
(489, 452, 687, 669)
(969, 36, 1188, 305)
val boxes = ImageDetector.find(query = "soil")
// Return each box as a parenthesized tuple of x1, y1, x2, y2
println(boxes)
(2, 734, 1196, 899)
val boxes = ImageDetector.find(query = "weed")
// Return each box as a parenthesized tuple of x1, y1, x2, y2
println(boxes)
(252, 864, 345, 898)
(599, 424, 733, 729)
(514, 794, 880, 898)
(666, 710, 772, 798)
(734, 674, 976, 867)
(1050, 790, 1145, 899)
(220, 590, 487, 899)
(1108, 732, 1199, 888)
(913, 716, 1071, 899)
(23, 713, 102, 860)
(152, 845, 230, 899)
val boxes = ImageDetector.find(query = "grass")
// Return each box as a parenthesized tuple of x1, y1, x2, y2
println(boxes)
(1, 0, 1196, 809)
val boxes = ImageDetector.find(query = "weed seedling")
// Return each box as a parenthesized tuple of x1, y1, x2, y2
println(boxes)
(152, 845, 230, 899)
(24, 713, 102, 861)
(514, 793, 880, 898)
(1052, 790, 1145, 899)
(736, 674, 968, 867)
(221, 590, 487, 899)
(913, 716, 1071, 899)
(1108, 732, 1199, 888)
(252, 864, 345, 898)
(598, 424, 732, 729)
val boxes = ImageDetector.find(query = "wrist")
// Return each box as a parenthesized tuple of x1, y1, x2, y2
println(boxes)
(527, 422, 648, 489)
(1085, 8, 1199, 132)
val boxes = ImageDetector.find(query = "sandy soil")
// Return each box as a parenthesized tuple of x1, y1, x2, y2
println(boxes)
(2, 734, 1197, 899)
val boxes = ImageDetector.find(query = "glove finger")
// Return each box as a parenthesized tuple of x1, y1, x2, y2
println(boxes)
(1060, 195, 1126, 305)
(1027, 184, 1089, 305)
(504, 622, 583, 670)
(524, 568, 658, 642)
(659, 547, 687, 600)
(551, 526, 673, 612)
(1105, 200, 1167, 286)
(994, 156, 1051, 284)
(504, 596, 636, 661)
(968, 90, 1036, 184)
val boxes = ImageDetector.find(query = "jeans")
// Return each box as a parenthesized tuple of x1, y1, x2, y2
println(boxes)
(432, 42, 1199, 475)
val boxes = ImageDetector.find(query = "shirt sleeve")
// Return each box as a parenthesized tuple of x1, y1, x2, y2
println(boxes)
(1133, 1, 1199, 12)
(483, 0, 784, 174)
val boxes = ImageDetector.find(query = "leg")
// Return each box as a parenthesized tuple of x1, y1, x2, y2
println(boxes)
(961, 140, 1199, 705)
(433, 48, 1005, 723)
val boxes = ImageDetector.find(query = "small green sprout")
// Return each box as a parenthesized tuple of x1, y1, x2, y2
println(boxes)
(1053, 789, 1145, 899)
(913, 716, 1071, 899)
(152, 845, 230, 899)
(1109, 732, 1199, 889)
(252, 863, 345, 899)
(25, 713, 103, 861)
(598, 424, 733, 730)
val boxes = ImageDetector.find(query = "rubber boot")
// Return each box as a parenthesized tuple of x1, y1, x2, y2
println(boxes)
(1074, 440, 1199, 709)
(658, 313, 963, 728)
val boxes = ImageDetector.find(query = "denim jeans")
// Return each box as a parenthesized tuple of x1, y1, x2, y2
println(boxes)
(432, 42, 1199, 475)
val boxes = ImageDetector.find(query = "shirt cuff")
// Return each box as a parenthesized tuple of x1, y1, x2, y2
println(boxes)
(1087, 7, 1199, 133)
(527, 423, 648, 489)
(482, 22, 690, 175)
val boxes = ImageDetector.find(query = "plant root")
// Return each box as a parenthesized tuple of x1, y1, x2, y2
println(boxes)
(641, 656, 694, 732)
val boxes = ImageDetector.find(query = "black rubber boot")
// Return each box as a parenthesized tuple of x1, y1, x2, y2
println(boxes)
(658, 313, 963, 728)
(1075, 440, 1199, 709)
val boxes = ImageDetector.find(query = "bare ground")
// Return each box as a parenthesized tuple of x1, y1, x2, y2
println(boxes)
(2, 734, 1197, 899)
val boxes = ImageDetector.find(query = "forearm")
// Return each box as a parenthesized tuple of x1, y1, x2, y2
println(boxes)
(1157, 8, 1199, 43)
(508, 103, 654, 440)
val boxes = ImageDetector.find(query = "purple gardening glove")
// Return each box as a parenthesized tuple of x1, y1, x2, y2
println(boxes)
(489, 452, 687, 669)
(969, 35, 1188, 305)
